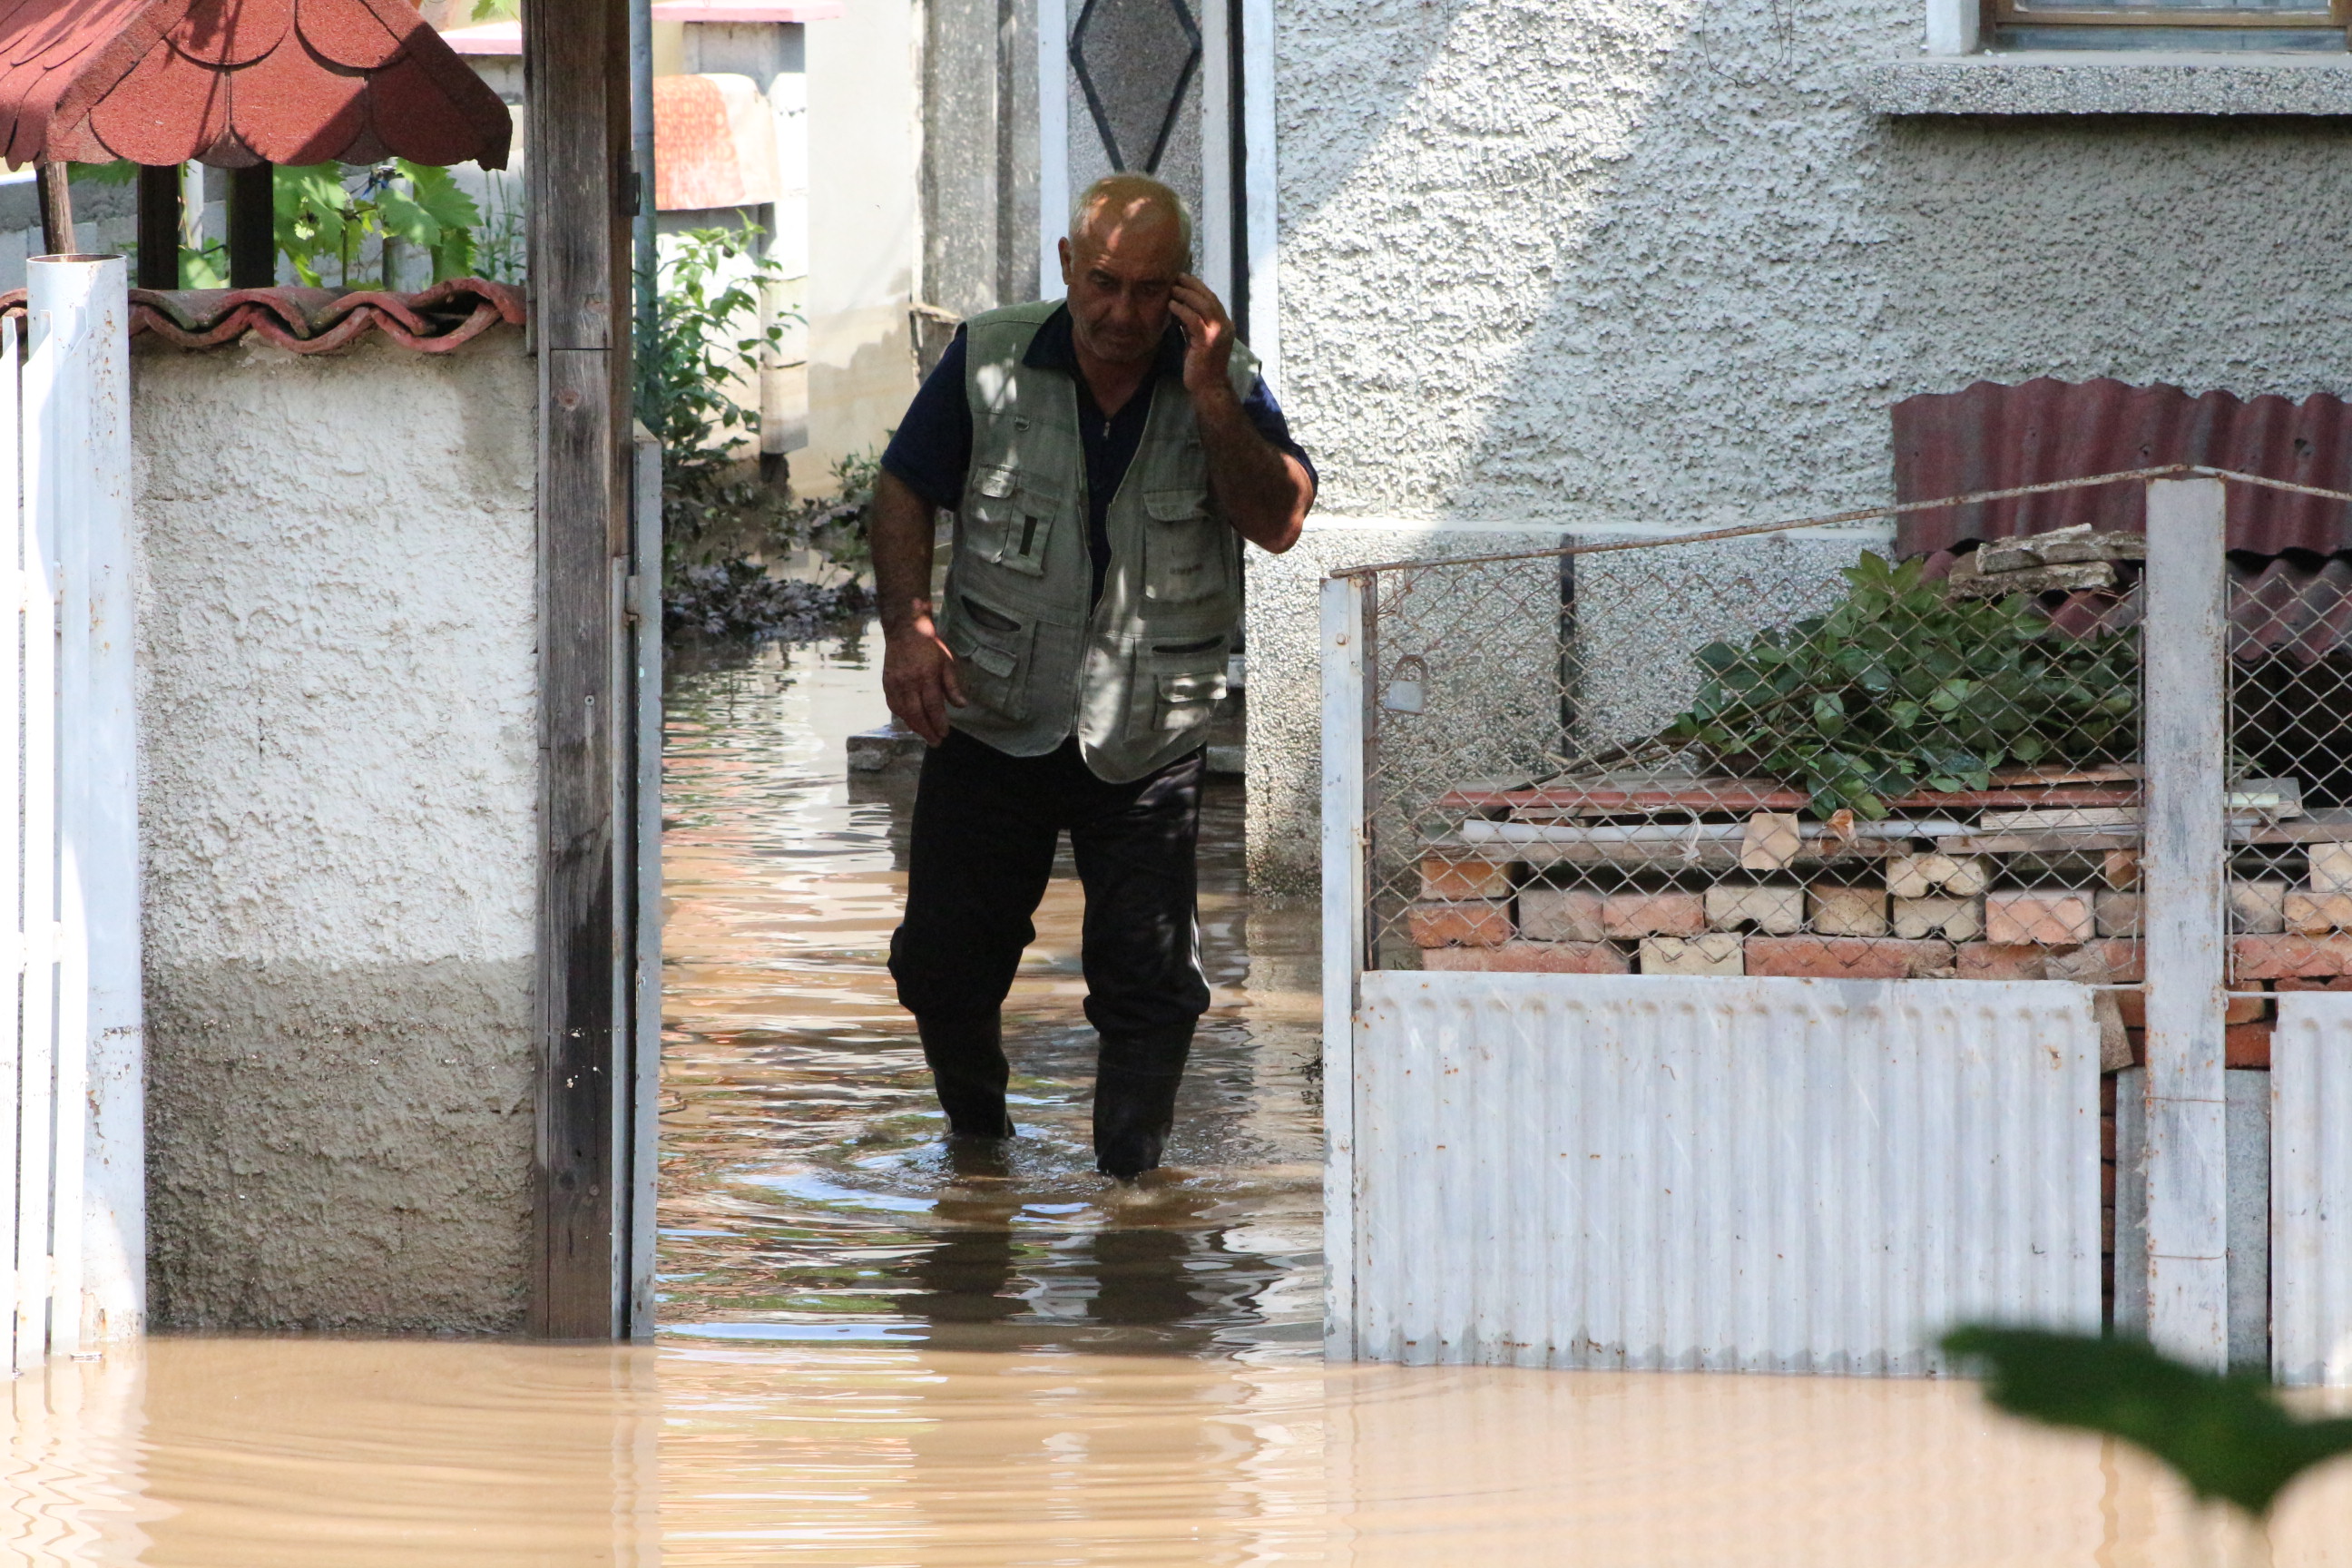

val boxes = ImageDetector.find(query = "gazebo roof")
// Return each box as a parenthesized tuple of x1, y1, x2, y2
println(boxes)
(0, 0, 511, 170)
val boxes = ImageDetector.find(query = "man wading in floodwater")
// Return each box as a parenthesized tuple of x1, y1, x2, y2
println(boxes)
(872, 173, 1316, 1180)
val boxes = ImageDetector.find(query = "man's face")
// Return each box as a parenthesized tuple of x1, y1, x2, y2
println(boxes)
(1059, 204, 1184, 366)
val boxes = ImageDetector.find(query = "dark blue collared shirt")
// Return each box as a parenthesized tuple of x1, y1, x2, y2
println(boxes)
(882, 306, 1314, 606)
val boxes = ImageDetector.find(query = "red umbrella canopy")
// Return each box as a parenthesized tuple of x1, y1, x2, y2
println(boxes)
(0, 0, 511, 169)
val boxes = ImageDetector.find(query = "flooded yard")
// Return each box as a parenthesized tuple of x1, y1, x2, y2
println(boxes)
(9, 624, 2352, 1563)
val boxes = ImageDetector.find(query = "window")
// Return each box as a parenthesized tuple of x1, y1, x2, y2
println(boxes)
(1988, 0, 2352, 51)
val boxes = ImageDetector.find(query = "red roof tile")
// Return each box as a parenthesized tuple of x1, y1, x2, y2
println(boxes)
(0, 0, 509, 169)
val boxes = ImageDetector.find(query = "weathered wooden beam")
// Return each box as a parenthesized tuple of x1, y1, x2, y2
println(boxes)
(2141, 475, 2230, 1368)
(135, 166, 179, 289)
(226, 164, 272, 289)
(526, 0, 635, 1339)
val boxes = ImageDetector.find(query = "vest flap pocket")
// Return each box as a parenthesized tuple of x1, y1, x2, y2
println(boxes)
(1156, 670, 1229, 705)
(974, 465, 1019, 500)
(946, 593, 1035, 721)
(1144, 486, 1210, 522)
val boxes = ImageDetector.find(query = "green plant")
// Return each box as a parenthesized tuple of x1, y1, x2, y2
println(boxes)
(274, 161, 483, 288)
(1945, 1327, 2352, 1520)
(635, 225, 798, 565)
(794, 446, 886, 578)
(1660, 552, 2138, 819)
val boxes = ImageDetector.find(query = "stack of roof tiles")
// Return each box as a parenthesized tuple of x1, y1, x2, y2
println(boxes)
(0, 277, 524, 353)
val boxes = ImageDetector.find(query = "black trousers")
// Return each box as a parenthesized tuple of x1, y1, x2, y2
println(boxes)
(888, 730, 1209, 1175)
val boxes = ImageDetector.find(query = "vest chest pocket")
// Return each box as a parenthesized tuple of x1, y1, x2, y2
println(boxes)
(965, 466, 1057, 578)
(946, 593, 1036, 721)
(1142, 486, 1229, 604)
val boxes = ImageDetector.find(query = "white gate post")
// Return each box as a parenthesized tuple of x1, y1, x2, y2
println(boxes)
(29, 254, 142, 1357)
(1321, 573, 1367, 1360)
(2141, 475, 2230, 1367)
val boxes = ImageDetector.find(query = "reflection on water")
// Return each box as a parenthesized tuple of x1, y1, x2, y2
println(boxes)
(655, 625, 1325, 1355)
(12, 1337, 2352, 1564)
(11, 626, 2352, 1563)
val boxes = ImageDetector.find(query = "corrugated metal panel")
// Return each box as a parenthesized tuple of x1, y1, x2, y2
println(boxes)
(2270, 992, 2352, 1387)
(1349, 973, 2102, 1375)
(1892, 378, 2352, 559)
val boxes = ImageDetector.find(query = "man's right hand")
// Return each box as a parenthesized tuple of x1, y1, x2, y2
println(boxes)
(883, 612, 965, 746)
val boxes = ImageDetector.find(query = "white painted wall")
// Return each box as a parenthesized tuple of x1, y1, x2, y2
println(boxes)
(802, 0, 918, 489)
(1249, 0, 2352, 887)
(132, 332, 539, 1329)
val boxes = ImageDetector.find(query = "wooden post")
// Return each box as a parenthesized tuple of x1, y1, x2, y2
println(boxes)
(2141, 475, 2230, 1367)
(226, 164, 273, 289)
(526, 0, 636, 1338)
(135, 167, 179, 289)
(34, 163, 72, 257)
(1320, 574, 1367, 1360)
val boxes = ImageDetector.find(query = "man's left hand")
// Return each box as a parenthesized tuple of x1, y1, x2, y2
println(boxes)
(1169, 274, 1236, 402)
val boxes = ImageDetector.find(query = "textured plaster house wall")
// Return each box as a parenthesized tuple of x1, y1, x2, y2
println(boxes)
(133, 334, 538, 1329)
(1246, 0, 2352, 891)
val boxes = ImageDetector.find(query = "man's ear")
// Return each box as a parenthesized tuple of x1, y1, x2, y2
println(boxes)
(1057, 238, 1073, 287)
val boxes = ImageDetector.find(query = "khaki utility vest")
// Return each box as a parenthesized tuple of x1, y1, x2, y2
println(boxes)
(937, 301, 1255, 783)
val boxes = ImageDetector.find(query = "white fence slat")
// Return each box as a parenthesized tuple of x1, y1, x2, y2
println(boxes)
(1320, 575, 1366, 1362)
(2273, 992, 2352, 1386)
(1349, 974, 2102, 1375)
(2142, 475, 2230, 1368)
(0, 318, 19, 1375)
(15, 294, 55, 1372)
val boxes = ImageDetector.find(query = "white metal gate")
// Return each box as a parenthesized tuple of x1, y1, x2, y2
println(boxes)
(6, 256, 142, 1374)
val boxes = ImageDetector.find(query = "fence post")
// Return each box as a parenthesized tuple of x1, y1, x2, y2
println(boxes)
(30, 257, 142, 1357)
(2141, 475, 2229, 1367)
(1321, 573, 1367, 1361)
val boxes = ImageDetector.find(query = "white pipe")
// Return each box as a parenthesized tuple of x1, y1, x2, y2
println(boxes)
(1459, 818, 1973, 846)
(1239, 0, 1279, 387)
(30, 255, 142, 1356)
(1035, 0, 1068, 300)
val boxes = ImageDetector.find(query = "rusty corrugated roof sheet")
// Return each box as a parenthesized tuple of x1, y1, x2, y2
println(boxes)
(0, 0, 510, 169)
(0, 276, 524, 353)
(1894, 378, 2352, 559)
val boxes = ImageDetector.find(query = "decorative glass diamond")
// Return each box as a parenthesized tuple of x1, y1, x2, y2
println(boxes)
(1070, 0, 1200, 174)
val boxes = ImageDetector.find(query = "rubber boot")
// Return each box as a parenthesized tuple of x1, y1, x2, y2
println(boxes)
(917, 1012, 1015, 1140)
(1092, 1067, 1185, 1179)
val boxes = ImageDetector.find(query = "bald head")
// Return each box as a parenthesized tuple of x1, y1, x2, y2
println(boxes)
(1069, 174, 1194, 274)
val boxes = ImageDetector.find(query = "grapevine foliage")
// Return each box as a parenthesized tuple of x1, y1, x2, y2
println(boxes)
(1661, 552, 2138, 818)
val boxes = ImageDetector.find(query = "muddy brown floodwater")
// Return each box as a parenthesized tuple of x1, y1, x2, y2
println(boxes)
(9, 625, 2352, 1564)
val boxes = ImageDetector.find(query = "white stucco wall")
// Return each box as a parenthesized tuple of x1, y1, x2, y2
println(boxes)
(1247, 0, 2352, 889)
(132, 332, 539, 1329)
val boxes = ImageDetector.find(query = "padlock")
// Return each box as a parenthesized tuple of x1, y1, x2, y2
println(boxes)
(1382, 654, 1429, 714)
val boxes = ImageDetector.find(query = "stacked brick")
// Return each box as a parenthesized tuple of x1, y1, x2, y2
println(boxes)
(1411, 848, 2154, 983)
(1406, 838, 2352, 1072)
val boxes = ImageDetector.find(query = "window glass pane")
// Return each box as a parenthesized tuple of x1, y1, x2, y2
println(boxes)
(1998, 23, 2343, 44)
(2013, 0, 2329, 9)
